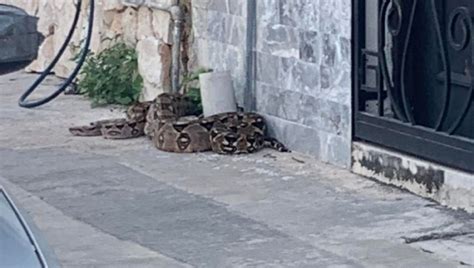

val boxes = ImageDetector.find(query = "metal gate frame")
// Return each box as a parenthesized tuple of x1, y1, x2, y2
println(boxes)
(352, 0, 474, 173)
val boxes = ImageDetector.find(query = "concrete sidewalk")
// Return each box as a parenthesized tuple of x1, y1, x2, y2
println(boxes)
(1, 71, 473, 267)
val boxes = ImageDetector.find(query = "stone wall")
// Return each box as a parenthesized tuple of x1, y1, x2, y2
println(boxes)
(0, 0, 176, 101)
(3, 0, 353, 168)
(190, 0, 248, 105)
(256, 0, 352, 167)
(191, 0, 352, 167)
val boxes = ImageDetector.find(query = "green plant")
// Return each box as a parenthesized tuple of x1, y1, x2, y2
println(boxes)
(77, 43, 142, 106)
(181, 68, 212, 115)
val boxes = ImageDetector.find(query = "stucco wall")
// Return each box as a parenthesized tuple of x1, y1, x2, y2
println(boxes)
(191, 0, 352, 167)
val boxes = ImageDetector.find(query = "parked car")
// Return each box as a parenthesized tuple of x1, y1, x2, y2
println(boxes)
(0, 185, 58, 268)
(0, 4, 42, 74)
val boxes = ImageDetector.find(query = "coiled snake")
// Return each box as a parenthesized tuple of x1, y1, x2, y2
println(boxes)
(69, 93, 289, 154)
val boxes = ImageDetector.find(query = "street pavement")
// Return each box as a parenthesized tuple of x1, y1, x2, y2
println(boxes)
(1, 71, 473, 267)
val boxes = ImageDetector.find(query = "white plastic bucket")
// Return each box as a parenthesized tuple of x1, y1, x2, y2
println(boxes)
(199, 71, 237, 117)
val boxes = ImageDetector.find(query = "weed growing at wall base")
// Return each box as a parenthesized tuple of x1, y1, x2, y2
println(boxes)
(77, 43, 142, 106)
(182, 68, 212, 115)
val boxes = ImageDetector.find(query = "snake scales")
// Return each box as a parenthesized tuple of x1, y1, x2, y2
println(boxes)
(69, 93, 289, 154)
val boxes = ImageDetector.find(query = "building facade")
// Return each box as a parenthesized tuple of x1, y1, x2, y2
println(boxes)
(191, 0, 352, 168)
(2, 0, 473, 212)
(191, 0, 474, 212)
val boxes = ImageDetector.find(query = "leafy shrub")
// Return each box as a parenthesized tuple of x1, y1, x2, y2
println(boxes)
(77, 43, 142, 106)
(181, 68, 212, 115)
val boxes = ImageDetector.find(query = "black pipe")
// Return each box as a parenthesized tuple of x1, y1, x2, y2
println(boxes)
(18, 0, 94, 108)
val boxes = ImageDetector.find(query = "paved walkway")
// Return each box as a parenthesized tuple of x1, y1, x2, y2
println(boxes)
(1, 71, 473, 267)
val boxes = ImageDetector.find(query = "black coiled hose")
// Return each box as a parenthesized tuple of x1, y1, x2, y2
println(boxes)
(18, 0, 94, 108)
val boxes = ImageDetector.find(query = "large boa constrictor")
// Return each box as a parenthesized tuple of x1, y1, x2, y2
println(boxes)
(69, 93, 289, 154)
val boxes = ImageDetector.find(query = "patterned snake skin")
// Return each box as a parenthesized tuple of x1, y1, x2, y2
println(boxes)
(69, 93, 289, 154)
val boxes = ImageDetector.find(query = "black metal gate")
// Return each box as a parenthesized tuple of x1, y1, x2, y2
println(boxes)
(353, 0, 474, 172)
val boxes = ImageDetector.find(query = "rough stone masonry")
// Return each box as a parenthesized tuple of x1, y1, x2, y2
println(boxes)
(0, 0, 176, 101)
(2, 0, 353, 169)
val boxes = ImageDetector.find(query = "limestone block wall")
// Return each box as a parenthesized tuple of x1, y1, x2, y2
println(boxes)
(0, 0, 176, 101)
(191, 0, 352, 167)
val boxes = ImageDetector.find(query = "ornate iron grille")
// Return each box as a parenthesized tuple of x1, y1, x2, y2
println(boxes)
(353, 0, 474, 172)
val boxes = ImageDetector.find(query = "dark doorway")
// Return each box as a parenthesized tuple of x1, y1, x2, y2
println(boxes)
(353, 0, 474, 172)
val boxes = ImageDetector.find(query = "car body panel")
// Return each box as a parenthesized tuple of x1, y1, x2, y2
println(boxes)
(0, 186, 59, 268)
(0, 4, 42, 64)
